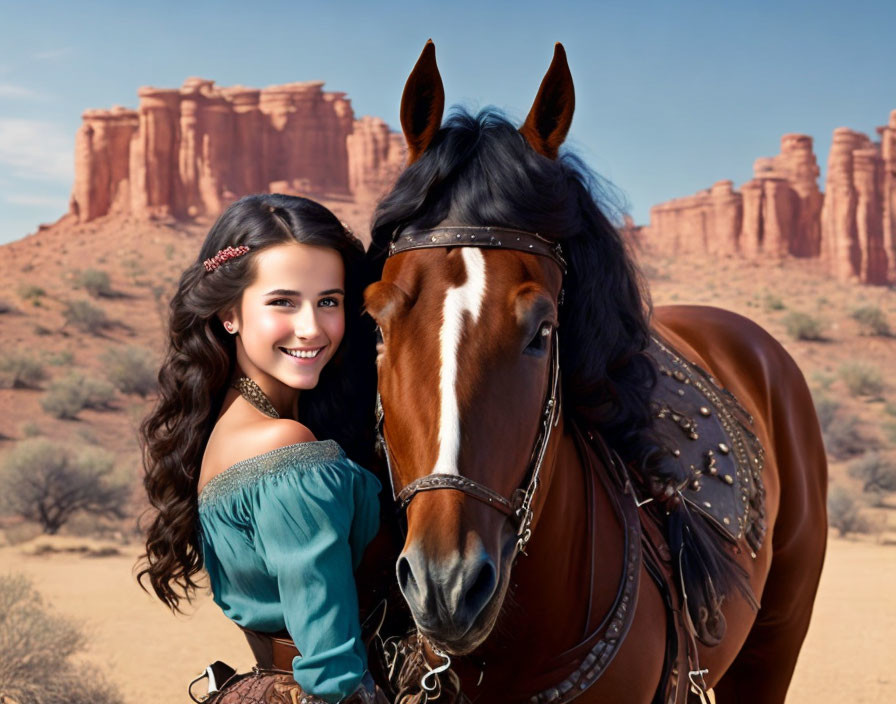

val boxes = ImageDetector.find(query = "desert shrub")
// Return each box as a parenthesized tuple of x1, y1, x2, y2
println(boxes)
(0, 350, 46, 389)
(838, 362, 884, 397)
(62, 299, 109, 334)
(850, 305, 892, 337)
(40, 373, 115, 419)
(73, 268, 112, 297)
(151, 284, 166, 301)
(17, 283, 45, 300)
(0, 573, 123, 704)
(762, 292, 786, 311)
(21, 421, 43, 438)
(811, 391, 840, 433)
(848, 452, 896, 503)
(0, 438, 127, 534)
(885, 421, 896, 445)
(827, 486, 871, 537)
(100, 345, 157, 397)
(0, 299, 14, 314)
(811, 371, 835, 391)
(784, 312, 825, 341)
(1, 521, 42, 545)
(45, 350, 74, 366)
(822, 414, 869, 460)
(122, 257, 145, 284)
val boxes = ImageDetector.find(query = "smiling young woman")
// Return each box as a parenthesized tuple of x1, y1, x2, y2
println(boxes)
(137, 194, 386, 704)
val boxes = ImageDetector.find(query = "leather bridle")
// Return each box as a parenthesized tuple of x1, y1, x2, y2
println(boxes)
(374, 225, 566, 558)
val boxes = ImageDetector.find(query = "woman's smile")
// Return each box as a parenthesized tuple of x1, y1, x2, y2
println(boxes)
(279, 345, 327, 362)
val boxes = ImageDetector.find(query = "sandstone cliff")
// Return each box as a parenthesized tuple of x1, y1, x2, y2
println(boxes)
(70, 78, 405, 223)
(645, 110, 896, 285)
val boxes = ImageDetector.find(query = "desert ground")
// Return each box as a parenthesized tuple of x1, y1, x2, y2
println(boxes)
(1, 533, 893, 703)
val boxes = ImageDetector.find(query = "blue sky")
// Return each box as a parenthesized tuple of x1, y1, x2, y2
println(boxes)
(0, 0, 893, 244)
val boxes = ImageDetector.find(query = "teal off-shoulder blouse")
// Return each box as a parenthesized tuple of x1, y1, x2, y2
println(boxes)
(197, 440, 381, 703)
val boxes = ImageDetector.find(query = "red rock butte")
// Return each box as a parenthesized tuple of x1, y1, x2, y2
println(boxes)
(644, 110, 896, 285)
(70, 78, 406, 223)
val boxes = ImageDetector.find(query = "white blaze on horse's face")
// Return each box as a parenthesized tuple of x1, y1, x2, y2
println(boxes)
(432, 248, 487, 476)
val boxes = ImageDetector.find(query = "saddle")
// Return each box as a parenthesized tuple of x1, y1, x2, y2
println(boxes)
(646, 335, 767, 555)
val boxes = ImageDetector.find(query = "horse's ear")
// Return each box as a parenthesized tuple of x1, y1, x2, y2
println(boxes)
(519, 43, 575, 159)
(400, 40, 445, 164)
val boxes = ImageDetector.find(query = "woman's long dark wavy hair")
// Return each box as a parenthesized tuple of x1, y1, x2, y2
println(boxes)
(367, 108, 749, 641)
(137, 194, 377, 611)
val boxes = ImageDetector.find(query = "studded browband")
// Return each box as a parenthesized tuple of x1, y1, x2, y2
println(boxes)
(388, 225, 568, 274)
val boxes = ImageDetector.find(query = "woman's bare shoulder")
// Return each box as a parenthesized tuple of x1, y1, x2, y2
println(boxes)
(199, 417, 317, 494)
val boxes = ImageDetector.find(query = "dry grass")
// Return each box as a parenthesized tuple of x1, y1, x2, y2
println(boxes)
(838, 361, 885, 397)
(0, 572, 123, 704)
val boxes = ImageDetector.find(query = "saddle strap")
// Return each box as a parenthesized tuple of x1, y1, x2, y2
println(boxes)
(638, 513, 693, 704)
(523, 423, 643, 704)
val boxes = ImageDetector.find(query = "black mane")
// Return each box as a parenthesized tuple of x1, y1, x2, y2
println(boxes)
(369, 108, 751, 640)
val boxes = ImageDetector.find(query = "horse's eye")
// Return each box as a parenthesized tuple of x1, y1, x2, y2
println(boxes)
(524, 322, 552, 357)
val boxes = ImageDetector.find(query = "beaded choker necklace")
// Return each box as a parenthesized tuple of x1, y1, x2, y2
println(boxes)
(232, 377, 280, 419)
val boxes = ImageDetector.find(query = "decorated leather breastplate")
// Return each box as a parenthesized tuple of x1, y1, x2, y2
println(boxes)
(647, 335, 766, 555)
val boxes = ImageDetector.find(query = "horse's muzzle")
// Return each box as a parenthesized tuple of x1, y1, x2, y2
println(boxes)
(396, 538, 499, 651)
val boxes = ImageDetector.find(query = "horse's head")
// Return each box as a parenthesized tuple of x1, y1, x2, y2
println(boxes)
(366, 42, 650, 654)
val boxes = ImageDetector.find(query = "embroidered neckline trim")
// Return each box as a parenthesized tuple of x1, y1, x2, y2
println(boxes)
(198, 440, 343, 507)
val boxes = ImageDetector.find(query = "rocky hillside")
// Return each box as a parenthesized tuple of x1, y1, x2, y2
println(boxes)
(643, 109, 896, 287)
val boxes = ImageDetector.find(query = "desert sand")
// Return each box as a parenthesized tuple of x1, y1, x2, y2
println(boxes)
(2, 534, 892, 703)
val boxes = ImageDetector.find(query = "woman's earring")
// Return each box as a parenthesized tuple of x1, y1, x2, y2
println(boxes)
(224, 322, 236, 334)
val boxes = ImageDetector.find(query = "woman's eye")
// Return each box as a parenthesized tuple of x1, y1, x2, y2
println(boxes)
(319, 297, 341, 308)
(524, 322, 552, 356)
(268, 298, 293, 307)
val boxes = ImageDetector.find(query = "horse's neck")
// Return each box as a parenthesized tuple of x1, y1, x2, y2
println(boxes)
(476, 415, 627, 671)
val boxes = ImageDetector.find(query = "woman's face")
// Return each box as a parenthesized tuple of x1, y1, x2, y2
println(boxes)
(224, 241, 346, 391)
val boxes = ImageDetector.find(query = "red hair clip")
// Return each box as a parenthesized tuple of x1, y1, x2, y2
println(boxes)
(203, 245, 250, 272)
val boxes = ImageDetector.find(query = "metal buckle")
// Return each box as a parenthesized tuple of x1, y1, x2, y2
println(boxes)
(420, 644, 452, 694)
(688, 668, 711, 703)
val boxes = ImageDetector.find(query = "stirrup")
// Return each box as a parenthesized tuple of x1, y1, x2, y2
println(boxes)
(188, 661, 237, 703)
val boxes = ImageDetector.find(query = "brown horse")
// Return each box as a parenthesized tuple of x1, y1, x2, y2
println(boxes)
(364, 42, 827, 703)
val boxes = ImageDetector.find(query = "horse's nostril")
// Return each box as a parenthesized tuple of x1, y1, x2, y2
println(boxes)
(462, 558, 497, 617)
(397, 555, 417, 595)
